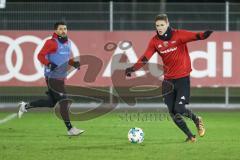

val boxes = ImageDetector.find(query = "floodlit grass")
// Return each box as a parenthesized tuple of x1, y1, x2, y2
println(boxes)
(0, 111, 240, 160)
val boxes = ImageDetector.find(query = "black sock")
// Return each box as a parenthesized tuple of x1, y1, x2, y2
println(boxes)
(183, 109, 198, 124)
(172, 114, 194, 138)
(65, 121, 73, 130)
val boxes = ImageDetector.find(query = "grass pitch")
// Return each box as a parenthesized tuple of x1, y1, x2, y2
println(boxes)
(0, 111, 240, 160)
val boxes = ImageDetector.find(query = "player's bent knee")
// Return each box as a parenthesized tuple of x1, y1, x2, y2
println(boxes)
(173, 104, 187, 115)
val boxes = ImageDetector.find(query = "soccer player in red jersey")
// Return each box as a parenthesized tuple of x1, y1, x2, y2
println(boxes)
(125, 14, 213, 142)
(17, 22, 84, 136)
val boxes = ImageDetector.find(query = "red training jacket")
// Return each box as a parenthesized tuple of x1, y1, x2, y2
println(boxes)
(37, 33, 74, 66)
(133, 29, 205, 79)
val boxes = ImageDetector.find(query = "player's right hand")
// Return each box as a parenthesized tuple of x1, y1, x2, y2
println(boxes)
(72, 61, 80, 70)
(47, 63, 58, 71)
(125, 67, 134, 77)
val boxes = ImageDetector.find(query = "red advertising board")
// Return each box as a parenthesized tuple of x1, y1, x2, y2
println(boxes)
(0, 31, 239, 87)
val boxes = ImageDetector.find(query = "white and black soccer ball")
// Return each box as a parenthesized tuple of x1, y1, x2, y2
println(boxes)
(128, 127, 144, 143)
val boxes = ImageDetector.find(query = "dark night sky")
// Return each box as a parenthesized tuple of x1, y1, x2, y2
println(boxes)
(6, 0, 240, 2)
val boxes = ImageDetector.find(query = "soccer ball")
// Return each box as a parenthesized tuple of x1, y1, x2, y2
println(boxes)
(128, 127, 144, 143)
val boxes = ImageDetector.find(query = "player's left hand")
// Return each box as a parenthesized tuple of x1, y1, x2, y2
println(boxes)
(72, 61, 80, 70)
(203, 30, 213, 39)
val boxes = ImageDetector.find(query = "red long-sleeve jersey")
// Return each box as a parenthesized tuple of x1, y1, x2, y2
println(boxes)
(37, 33, 74, 66)
(133, 29, 205, 79)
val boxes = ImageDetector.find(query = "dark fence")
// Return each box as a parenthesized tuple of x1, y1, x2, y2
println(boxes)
(0, 2, 240, 30)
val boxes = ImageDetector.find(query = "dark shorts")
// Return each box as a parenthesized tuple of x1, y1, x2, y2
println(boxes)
(46, 78, 67, 104)
(29, 78, 67, 108)
(162, 76, 190, 114)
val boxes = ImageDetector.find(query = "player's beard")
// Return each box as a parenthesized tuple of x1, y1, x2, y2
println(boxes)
(156, 27, 172, 41)
(57, 34, 68, 43)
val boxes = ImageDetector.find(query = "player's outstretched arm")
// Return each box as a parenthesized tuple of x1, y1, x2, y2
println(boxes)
(198, 30, 213, 40)
(125, 38, 156, 77)
(159, 30, 214, 51)
(125, 56, 148, 77)
(179, 30, 214, 44)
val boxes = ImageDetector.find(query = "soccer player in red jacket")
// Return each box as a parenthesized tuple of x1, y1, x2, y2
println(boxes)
(17, 22, 84, 136)
(125, 14, 213, 142)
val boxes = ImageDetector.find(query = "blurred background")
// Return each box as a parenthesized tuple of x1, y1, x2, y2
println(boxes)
(1, 0, 240, 110)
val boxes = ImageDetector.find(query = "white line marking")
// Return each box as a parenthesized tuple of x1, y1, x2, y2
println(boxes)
(0, 113, 17, 124)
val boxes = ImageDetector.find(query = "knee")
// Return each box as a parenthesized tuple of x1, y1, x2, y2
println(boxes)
(48, 99, 56, 108)
(166, 104, 175, 115)
(173, 104, 186, 115)
(47, 94, 60, 108)
(54, 92, 67, 101)
(170, 113, 183, 124)
(164, 99, 175, 114)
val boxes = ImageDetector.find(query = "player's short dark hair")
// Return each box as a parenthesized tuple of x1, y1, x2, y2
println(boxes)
(155, 14, 168, 22)
(54, 21, 67, 30)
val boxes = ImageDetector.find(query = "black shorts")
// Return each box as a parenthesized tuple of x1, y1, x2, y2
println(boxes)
(162, 76, 190, 113)
(46, 78, 67, 103)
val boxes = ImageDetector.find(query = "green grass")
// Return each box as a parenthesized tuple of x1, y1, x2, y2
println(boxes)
(0, 111, 240, 160)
